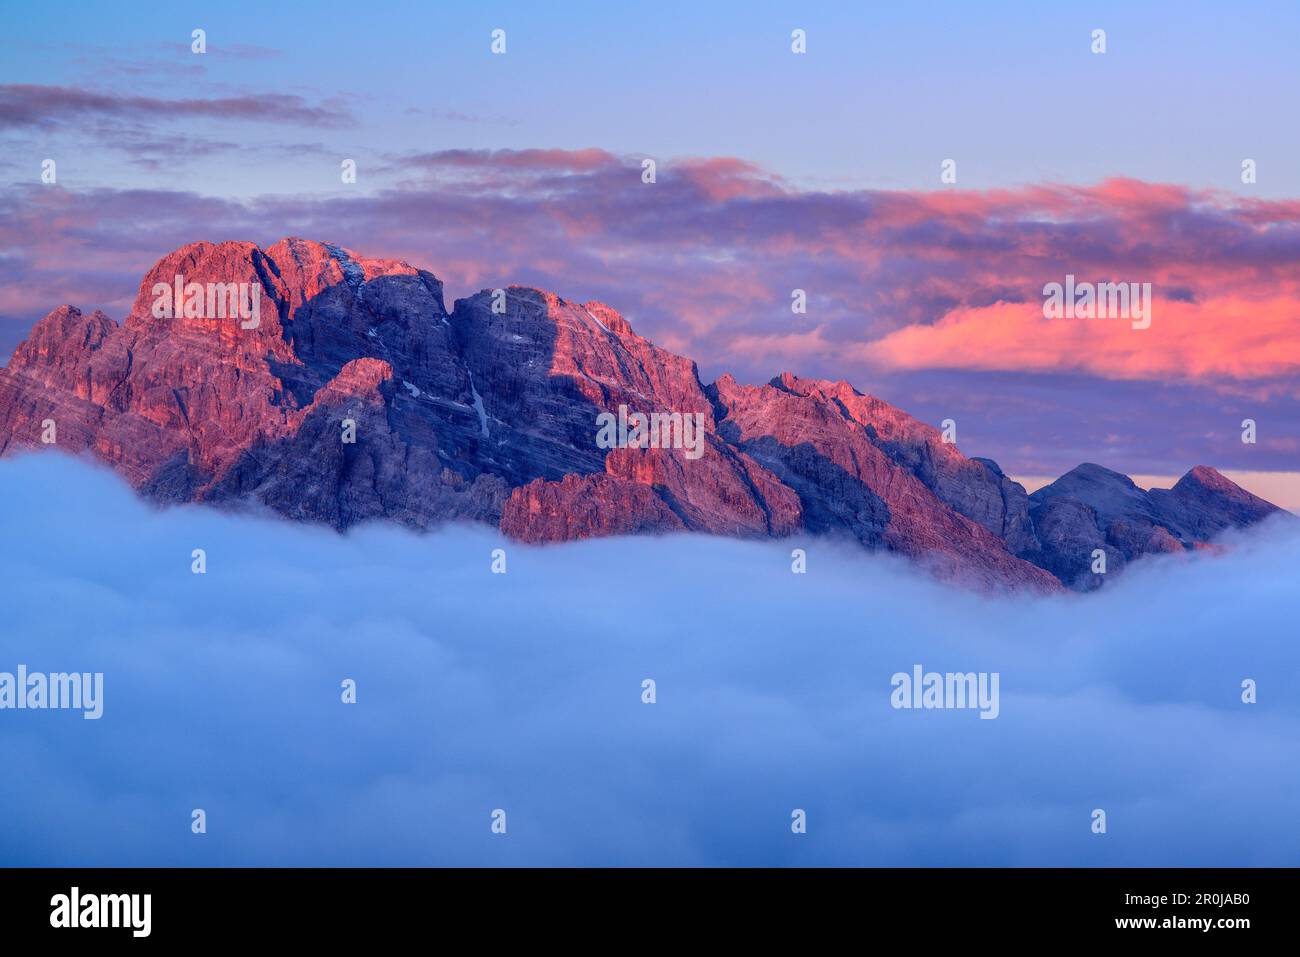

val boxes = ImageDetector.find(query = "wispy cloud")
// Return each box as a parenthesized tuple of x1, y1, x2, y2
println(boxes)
(0, 84, 353, 129)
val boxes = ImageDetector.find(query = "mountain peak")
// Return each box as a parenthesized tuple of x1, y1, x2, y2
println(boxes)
(1058, 462, 1138, 485)
(1026, 460, 1289, 589)
(1177, 464, 1234, 492)
(769, 371, 861, 402)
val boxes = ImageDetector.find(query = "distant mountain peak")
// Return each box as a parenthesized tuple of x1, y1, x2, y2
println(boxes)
(1177, 464, 1235, 492)
(1026, 460, 1288, 590)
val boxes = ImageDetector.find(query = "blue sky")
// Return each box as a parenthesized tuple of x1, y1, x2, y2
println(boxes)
(4, 0, 1300, 196)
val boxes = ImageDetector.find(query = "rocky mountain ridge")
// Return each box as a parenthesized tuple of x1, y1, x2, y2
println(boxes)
(0, 238, 1287, 592)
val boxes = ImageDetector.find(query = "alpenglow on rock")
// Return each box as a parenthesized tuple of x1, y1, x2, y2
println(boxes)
(0, 239, 1287, 592)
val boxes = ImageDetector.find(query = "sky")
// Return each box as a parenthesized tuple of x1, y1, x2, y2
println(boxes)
(3, 453, 1298, 866)
(2, 0, 1299, 497)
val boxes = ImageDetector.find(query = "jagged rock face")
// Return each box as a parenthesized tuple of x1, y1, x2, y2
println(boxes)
(0, 238, 1286, 592)
(742, 373, 1040, 555)
(502, 435, 803, 542)
(707, 373, 1062, 593)
(970, 458, 1040, 556)
(0, 239, 503, 523)
(498, 471, 687, 541)
(452, 287, 715, 484)
(1151, 465, 1284, 541)
(1024, 497, 1115, 590)
(1028, 463, 1288, 588)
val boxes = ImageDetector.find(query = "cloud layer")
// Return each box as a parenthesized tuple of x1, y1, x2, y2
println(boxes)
(2, 453, 1297, 866)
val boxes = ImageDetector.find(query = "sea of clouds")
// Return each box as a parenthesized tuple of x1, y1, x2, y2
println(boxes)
(1, 452, 1297, 866)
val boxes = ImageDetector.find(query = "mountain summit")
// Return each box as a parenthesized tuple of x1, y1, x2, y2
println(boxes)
(0, 239, 1286, 592)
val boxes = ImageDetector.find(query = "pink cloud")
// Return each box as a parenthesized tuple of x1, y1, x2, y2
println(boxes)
(861, 292, 1300, 380)
(6, 152, 1300, 392)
